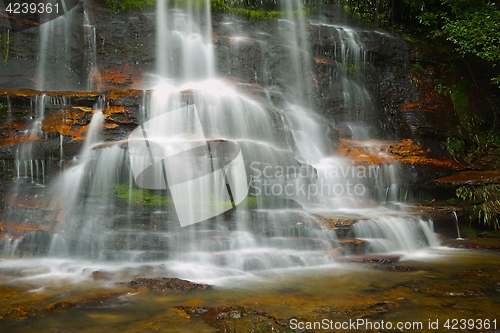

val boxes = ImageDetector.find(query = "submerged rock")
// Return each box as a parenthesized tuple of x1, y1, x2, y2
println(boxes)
(125, 277, 212, 292)
(335, 254, 401, 264)
(443, 238, 500, 251)
(177, 305, 289, 333)
(371, 265, 428, 272)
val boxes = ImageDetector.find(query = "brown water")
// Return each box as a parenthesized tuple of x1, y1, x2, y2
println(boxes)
(1, 247, 500, 332)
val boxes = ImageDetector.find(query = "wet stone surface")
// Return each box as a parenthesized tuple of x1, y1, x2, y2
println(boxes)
(124, 277, 213, 292)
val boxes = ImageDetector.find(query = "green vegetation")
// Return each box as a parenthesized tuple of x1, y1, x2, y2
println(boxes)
(444, 137, 465, 163)
(459, 224, 478, 238)
(105, 0, 154, 11)
(0, 102, 7, 112)
(114, 183, 172, 206)
(457, 184, 500, 230)
(435, 77, 500, 165)
(239, 195, 272, 209)
(227, 8, 281, 20)
(430, 0, 500, 88)
(412, 62, 424, 75)
(333, 0, 500, 89)
(103, 0, 317, 20)
(457, 224, 500, 237)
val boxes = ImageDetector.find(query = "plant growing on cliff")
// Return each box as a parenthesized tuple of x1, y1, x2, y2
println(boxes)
(114, 183, 171, 206)
(105, 0, 155, 11)
(332, 0, 500, 88)
(444, 137, 464, 163)
(456, 184, 500, 230)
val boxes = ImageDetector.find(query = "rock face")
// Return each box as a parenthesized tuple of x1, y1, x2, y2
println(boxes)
(1, 2, 471, 151)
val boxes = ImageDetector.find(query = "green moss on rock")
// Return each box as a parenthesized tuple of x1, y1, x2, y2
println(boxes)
(114, 183, 172, 206)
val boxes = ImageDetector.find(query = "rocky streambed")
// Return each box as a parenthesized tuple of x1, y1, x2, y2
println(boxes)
(1, 244, 500, 332)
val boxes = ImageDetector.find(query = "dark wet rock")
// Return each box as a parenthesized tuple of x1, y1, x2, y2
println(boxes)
(91, 270, 114, 281)
(45, 290, 128, 313)
(371, 265, 428, 272)
(125, 277, 212, 292)
(14, 230, 55, 256)
(177, 305, 289, 333)
(335, 254, 401, 264)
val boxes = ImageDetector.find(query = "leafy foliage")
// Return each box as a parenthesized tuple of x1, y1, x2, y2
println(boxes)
(439, 1, 500, 64)
(457, 184, 500, 230)
(438, 78, 499, 165)
(105, 0, 155, 11)
(103, 0, 317, 20)
(444, 137, 464, 163)
(329, 0, 500, 88)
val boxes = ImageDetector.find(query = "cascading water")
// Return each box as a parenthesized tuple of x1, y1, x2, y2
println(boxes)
(1, 0, 440, 283)
(35, 10, 77, 91)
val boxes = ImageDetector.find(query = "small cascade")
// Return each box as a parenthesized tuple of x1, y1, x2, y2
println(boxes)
(351, 215, 438, 254)
(14, 159, 46, 183)
(280, 0, 314, 106)
(35, 10, 77, 91)
(453, 211, 464, 240)
(34, 0, 98, 91)
(83, 9, 99, 90)
(14, 94, 68, 182)
(155, 0, 215, 80)
(15, 94, 47, 180)
(310, 22, 376, 136)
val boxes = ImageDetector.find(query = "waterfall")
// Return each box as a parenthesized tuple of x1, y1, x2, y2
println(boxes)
(155, 0, 215, 80)
(35, 10, 77, 91)
(83, 10, 99, 91)
(0, 1, 443, 281)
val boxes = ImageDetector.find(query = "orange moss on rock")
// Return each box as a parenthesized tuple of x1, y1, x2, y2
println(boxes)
(0, 89, 99, 98)
(436, 169, 500, 185)
(107, 88, 144, 100)
(313, 57, 331, 65)
(97, 64, 145, 90)
(0, 134, 40, 149)
(102, 105, 126, 117)
(0, 121, 24, 130)
(41, 107, 94, 141)
(2, 223, 53, 234)
(335, 138, 458, 168)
